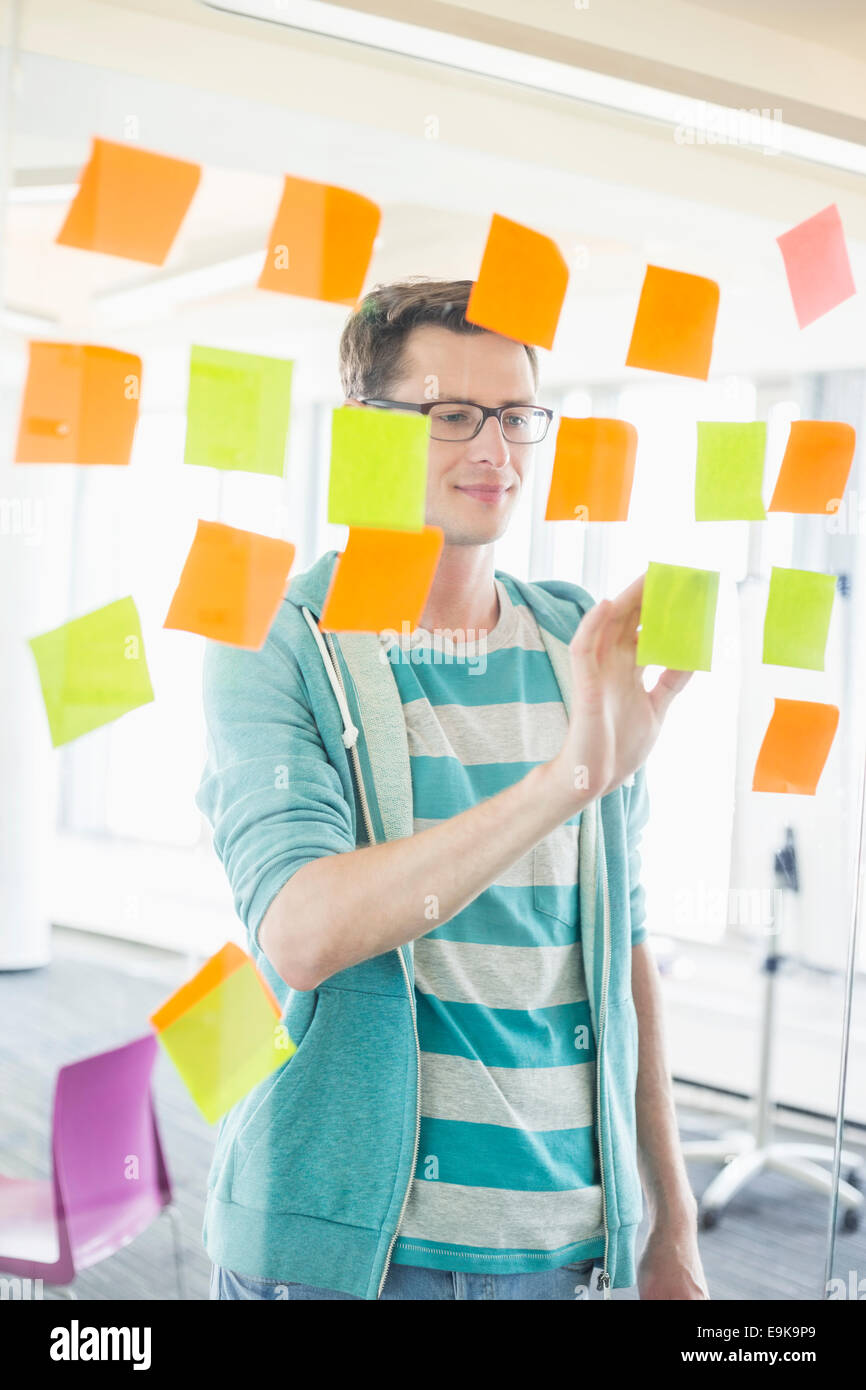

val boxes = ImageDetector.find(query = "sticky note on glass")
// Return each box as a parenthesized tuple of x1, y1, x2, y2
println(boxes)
(149, 942, 294, 1125)
(776, 204, 856, 330)
(695, 421, 767, 521)
(164, 521, 296, 649)
(752, 698, 839, 796)
(635, 561, 719, 671)
(184, 346, 293, 477)
(15, 342, 142, 466)
(768, 420, 856, 515)
(762, 566, 836, 670)
(466, 213, 569, 350)
(328, 406, 429, 530)
(29, 597, 154, 747)
(56, 137, 200, 265)
(258, 174, 380, 306)
(320, 526, 444, 632)
(626, 265, 719, 380)
(544, 417, 636, 521)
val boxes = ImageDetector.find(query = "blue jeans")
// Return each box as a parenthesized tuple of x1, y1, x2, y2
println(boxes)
(210, 1258, 598, 1300)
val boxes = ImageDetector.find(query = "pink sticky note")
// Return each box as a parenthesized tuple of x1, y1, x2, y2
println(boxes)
(776, 204, 856, 329)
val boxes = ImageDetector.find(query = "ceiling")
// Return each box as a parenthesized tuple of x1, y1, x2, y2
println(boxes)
(185, 0, 866, 137)
(684, 0, 866, 56)
(2, 0, 866, 394)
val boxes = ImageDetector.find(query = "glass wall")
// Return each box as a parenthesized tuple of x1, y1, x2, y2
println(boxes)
(1, 0, 864, 1304)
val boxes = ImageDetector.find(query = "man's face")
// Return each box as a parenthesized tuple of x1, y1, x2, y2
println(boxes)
(373, 324, 539, 547)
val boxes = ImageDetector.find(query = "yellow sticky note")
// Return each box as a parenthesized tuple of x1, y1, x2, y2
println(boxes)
(327, 406, 429, 530)
(635, 561, 719, 671)
(29, 597, 154, 747)
(762, 567, 836, 670)
(149, 943, 295, 1126)
(184, 346, 293, 477)
(695, 422, 767, 521)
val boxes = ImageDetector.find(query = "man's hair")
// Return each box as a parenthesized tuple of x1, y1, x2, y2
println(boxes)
(338, 277, 539, 400)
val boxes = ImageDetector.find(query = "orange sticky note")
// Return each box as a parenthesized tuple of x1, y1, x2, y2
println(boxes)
(545, 417, 636, 521)
(164, 521, 296, 649)
(56, 137, 200, 265)
(466, 213, 569, 350)
(625, 265, 719, 380)
(776, 204, 857, 330)
(15, 342, 142, 465)
(752, 698, 839, 795)
(768, 420, 856, 516)
(258, 174, 381, 306)
(320, 526, 444, 633)
(149, 942, 292, 1126)
(149, 943, 275, 1033)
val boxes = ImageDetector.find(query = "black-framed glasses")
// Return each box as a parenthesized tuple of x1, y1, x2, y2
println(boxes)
(359, 398, 554, 444)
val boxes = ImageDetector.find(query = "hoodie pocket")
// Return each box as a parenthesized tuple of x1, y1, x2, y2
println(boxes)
(231, 986, 415, 1229)
(230, 987, 322, 1158)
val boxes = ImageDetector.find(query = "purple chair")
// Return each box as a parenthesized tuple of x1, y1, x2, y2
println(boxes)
(0, 1033, 184, 1298)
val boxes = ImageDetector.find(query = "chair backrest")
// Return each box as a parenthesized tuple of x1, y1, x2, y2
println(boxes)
(52, 1034, 171, 1248)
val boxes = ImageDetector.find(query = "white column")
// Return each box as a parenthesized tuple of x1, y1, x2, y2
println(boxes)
(0, 0, 56, 968)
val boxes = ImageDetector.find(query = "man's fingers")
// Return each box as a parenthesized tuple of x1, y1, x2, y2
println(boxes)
(648, 667, 694, 720)
(571, 598, 610, 676)
(608, 572, 646, 625)
(572, 580, 693, 722)
(606, 572, 646, 651)
(573, 574, 648, 672)
(611, 571, 646, 613)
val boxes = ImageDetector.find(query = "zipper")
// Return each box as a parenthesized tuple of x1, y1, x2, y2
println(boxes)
(320, 628, 422, 1302)
(376, 943, 423, 1298)
(595, 805, 613, 1300)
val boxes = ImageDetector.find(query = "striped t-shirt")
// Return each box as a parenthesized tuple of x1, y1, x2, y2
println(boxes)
(387, 573, 605, 1274)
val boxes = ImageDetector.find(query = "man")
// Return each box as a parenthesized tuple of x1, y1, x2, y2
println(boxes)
(198, 278, 709, 1301)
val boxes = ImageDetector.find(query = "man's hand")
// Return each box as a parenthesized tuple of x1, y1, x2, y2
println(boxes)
(547, 572, 694, 814)
(638, 1215, 711, 1300)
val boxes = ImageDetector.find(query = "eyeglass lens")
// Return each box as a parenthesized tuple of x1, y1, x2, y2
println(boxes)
(427, 403, 548, 442)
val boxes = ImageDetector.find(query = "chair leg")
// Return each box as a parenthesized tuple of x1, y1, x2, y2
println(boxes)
(164, 1202, 186, 1301)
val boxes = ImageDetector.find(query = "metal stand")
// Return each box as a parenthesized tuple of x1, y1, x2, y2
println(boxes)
(680, 827, 864, 1231)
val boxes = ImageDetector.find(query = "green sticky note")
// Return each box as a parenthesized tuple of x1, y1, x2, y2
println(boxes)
(29, 596, 154, 747)
(763, 566, 836, 669)
(327, 406, 429, 530)
(156, 963, 290, 1125)
(635, 561, 719, 671)
(695, 421, 768, 520)
(184, 345, 293, 477)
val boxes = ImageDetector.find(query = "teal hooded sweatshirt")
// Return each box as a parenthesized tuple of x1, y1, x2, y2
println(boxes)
(195, 549, 650, 1300)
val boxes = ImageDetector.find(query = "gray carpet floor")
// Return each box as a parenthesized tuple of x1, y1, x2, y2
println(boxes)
(0, 933, 862, 1301)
